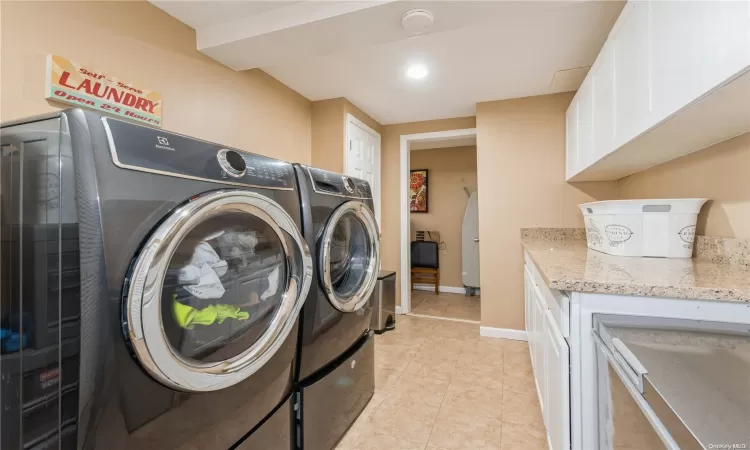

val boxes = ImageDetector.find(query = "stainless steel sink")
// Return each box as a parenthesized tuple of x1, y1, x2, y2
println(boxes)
(592, 315, 750, 450)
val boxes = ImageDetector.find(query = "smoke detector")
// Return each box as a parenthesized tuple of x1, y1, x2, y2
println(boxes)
(402, 9, 434, 35)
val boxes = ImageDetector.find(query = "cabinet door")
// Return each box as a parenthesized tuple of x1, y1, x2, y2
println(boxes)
(544, 309, 570, 450)
(576, 78, 595, 169)
(591, 41, 616, 160)
(530, 299, 537, 373)
(651, 0, 750, 120)
(532, 285, 547, 416)
(613, 1, 653, 147)
(565, 97, 579, 180)
(529, 280, 540, 376)
(524, 268, 532, 340)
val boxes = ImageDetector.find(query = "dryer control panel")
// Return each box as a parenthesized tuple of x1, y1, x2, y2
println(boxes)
(307, 166, 372, 199)
(102, 118, 294, 189)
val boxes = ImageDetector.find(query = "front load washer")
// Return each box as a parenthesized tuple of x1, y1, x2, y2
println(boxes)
(292, 165, 379, 450)
(0, 109, 313, 449)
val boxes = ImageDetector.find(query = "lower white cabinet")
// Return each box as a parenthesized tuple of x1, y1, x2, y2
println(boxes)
(525, 253, 750, 449)
(532, 284, 547, 413)
(524, 267, 533, 335)
(525, 258, 570, 450)
(544, 309, 570, 450)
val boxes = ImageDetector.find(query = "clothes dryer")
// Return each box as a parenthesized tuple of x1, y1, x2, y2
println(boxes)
(0, 109, 313, 449)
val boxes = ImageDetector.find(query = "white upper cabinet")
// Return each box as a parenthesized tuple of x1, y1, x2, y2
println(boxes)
(576, 77, 595, 169)
(612, 2, 654, 148)
(651, 0, 750, 120)
(591, 41, 615, 161)
(565, 96, 579, 180)
(566, 0, 750, 182)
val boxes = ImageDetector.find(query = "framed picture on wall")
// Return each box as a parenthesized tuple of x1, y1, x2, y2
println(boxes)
(410, 169, 429, 213)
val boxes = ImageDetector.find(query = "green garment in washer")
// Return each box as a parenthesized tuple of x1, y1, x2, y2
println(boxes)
(172, 294, 250, 329)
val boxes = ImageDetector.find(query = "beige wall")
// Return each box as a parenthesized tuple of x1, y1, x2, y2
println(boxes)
(618, 132, 750, 238)
(410, 146, 478, 287)
(381, 116, 477, 307)
(0, 1, 311, 164)
(311, 97, 381, 173)
(311, 99, 346, 171)
(476, 93, 618, 330)
(378, 94, 747, 330)
(345, 100, 382, 136)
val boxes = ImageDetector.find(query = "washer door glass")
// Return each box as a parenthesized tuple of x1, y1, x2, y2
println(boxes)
(320, 201, 380, 312)
(126, 191, 312, 392)
(162, 213, 286, 363)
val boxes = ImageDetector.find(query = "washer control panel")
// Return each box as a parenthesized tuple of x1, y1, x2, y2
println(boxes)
(307, 167, 372, 199)
(103, 118, 293, 189)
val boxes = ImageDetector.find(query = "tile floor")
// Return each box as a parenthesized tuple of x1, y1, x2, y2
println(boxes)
(410, 290, 481, 322)
(336, 315, 547, 450)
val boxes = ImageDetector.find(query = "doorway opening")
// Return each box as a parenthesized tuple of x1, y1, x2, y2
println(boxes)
(399, 128, 480, 323)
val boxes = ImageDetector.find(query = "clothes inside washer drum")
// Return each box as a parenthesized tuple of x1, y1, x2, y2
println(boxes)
(172, 294, 250, 330)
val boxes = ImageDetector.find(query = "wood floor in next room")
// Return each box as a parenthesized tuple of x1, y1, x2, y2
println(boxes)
(336, 316, 547, 450)
(410, 290, 481, 322)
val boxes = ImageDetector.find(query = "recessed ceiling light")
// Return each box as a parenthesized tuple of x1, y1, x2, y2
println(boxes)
(406, 64, 429, 80)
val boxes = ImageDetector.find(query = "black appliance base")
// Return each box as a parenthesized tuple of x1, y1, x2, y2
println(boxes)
(296, 333, 374, 450)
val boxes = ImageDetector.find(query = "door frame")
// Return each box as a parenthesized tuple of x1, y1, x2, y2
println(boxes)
(398, 127, 477, 315)
(344, 113, 382, 227)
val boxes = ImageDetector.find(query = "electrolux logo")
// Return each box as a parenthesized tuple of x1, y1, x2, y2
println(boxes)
(155, 136, 175, 151)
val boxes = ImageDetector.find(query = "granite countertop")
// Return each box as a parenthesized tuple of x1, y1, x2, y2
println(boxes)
(522, 229, 750, 302)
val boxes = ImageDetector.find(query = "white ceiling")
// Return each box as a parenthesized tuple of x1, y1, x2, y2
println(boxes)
(151, 1, 624, 124)
(152, 1, 303, 28)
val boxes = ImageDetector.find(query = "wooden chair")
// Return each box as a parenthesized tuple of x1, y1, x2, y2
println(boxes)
(410, 241, 440, 294)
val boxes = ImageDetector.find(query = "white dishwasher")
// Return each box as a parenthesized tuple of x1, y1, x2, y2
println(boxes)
(592, 315, 750, 450)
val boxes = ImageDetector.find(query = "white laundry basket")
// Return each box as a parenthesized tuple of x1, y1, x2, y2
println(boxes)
(579, 199, 708, 258)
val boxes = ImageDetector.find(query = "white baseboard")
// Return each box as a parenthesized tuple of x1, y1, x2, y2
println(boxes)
(479, 326, 528, 341)
(395, 306, 407, 315)
(408, 313, 480, 324)
(413, 284, 473, 294)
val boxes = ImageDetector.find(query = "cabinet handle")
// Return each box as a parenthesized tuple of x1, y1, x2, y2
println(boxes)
(612, 338, 648, 393)
(642, 205, 672, 213)
(473, 238, 479, 242)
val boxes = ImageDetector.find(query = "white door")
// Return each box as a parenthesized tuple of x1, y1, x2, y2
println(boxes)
(345, 114, 381, 228)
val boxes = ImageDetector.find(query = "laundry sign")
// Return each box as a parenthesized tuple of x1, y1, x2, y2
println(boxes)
(45, 54, 163, 127)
